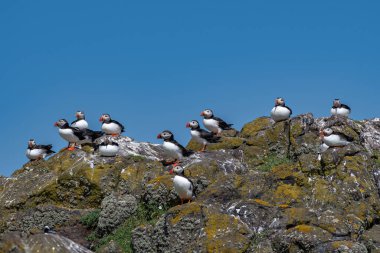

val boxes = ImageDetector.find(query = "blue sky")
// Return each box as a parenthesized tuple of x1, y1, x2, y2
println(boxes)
(0, 1, 379, 176)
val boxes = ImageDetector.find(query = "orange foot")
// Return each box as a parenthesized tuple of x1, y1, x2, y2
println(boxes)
(111, 134, 119, 137)
(67, 147, 75, 151)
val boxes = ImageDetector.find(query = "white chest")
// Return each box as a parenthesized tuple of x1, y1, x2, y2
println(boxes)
(102, 122, 121, 134)
(162, 141, 182, 159)
(59, 128, 79, 142)
(323, 134, 348, 147)
(190, 130, 207, 145)
(331, 107, 350, 117)
(271, 106, 291, 122)
(99, 145, 119, 157)
(71, 120, 88, 130)
(173, 175, 193, 200)
(203, 118, 220, 133)
(26, 149, 45, 160)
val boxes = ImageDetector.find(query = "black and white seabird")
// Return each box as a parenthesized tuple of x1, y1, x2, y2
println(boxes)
(26, 139, 55, 161)
(270, 97, 292, 122)
(319, 128, 352, 147)
(95, 138, 119, 157)
(54, 119, 103, 150)
(99, 114, 125, 136)
(200, 109, 233, 136)
(186, 120, 220, 152)
(170, 165, 195, 204)
(157, 130, 191, 165)
(331, 99, 351, 117)
(71, 111, 89, 130)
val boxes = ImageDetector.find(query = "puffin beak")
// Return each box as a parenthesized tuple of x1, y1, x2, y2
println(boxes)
(157, 134, 162, 139)
(186, 123, 190, 128)
(54, 122, 58, 127)
(99, 116, 103, 122)
(200, 112, 204, 116)
(319, 131, 324, 139)
(169, 169, 174, 174)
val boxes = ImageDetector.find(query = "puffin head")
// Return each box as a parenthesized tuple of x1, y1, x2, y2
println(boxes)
(333, 99, 341, 107)
(76, 111, 85, 120)
(157, 130, 174, 141)
(200, 109, 213, 119)
(54, 119, 68, 128)
(99, 114, 111, 123)
(275, 97, 285, 106)
(320, 128, 333, 139)
(170, 165, 184, 175)
(186, 120, 199, 129)
(28, 139, 36, 148)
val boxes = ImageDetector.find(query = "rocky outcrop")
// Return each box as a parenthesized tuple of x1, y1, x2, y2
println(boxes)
(97, 193, 137, 235)
(0, 114, 379, 252)
(0, 232, 93, 253)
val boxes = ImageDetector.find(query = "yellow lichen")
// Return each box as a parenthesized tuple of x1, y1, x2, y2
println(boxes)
(254, 199, 272, 207)
(295, 225, 312, 233)
(274, 184, 302, 204)
(170, 202, 202, 224)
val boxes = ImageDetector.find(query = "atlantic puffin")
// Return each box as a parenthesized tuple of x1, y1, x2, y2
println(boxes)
(331, 99, 351, 117)
(270, 97, 292, 122)
(54, 119, 103, 150)
(157, 130, 191, 165)
(26, 139, 55, 161)
(186, 120, 220, 152)
(319, 128, 352, 147)
(71, 111, 88, 130)
(96, 138, 119, 157)
(170, 165, 195, 204)
(200, 109, 233, 136)
(99, 114, 125, 136)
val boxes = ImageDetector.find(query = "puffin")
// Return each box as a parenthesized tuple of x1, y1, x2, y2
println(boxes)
(319, 128, 352, 147)
(96, 138, 119, 157)
(331, 99, 351, 117)
(170, 165, 195, 204)
(26, 139, 55, 161)
(54, 119, 103, 150)
(99, 114, 125, 136)
(71, 111, 89, 130)
(157, 130, 191, 165)
(270, 97, 292, 122)
(200, 109, 233, 136)
(186, 120, 220, 152)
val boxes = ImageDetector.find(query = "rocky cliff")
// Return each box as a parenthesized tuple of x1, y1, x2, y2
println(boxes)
(1, 115, 380, 253)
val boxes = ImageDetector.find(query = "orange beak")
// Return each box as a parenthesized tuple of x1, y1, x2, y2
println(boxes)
(157, 134, 162, 139)
(54, 122, 58, 127)
(200, 112, 204, 116)
(186, 122, 190, 128)
(99, 116, 103, 122)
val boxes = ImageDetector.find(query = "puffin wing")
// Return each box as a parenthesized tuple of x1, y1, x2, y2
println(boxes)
(70, 119, 80, 125)
(70, 127, 87, 140)
(284, 105, 293, 115)
(199, 129, 221, 143)
(35, 144, 55, 154)
(111, 120, 125, 132)
(83, 129, 104, 141)
(213, 116, 233, 130)
(341, 104, 351, 111)
(336, 132, 354, 142)
(172, 139, 192, 157)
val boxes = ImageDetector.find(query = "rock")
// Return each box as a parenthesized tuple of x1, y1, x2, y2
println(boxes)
(1, 115, 380, 252)
(0, 232, 93, 253)
(97, 193, 137, 235)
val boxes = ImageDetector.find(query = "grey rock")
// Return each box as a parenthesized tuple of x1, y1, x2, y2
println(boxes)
(97, 193, 137, 235)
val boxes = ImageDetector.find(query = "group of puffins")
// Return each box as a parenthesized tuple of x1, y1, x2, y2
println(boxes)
(26, 98, 352, 204)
